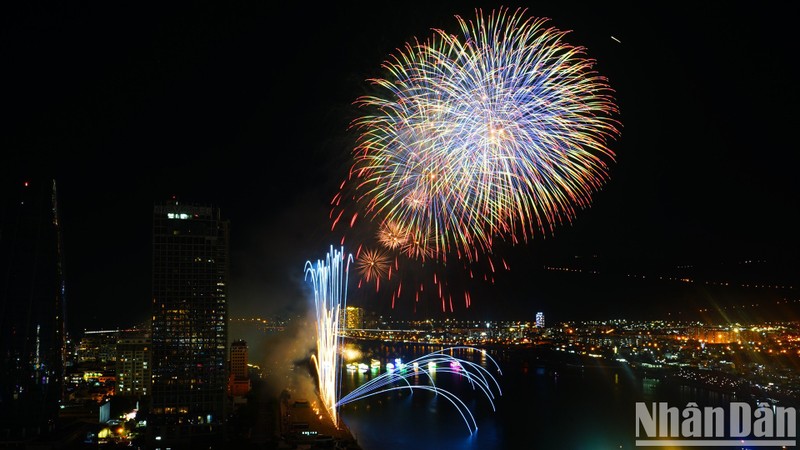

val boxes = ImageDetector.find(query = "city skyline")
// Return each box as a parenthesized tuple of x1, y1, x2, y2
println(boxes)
(3, 2, 798, 335)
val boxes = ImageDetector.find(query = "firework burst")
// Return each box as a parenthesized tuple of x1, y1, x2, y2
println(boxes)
(341, 6, 620, 265)
(376, 221, 408, 250)
(355, 247, 391, 290)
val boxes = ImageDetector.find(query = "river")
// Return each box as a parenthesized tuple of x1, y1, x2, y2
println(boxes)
(337, 341, 787, 450)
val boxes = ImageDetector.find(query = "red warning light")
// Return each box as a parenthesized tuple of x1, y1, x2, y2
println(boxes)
(24, 181, 29, 187)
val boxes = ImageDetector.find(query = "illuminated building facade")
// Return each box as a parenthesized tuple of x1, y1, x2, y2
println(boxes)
(229, 340, 248, 379)
(116, 333, 151, 397)
(228, 340, 250, 398)
(535, 312, 545, 329)
(0, 179, 66, 441)
(343, 306, 364, 330)
(149, 200, 229, 448)
(77, 329, 122, 369)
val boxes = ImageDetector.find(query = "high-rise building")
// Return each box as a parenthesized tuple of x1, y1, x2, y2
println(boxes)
(228, 340, 249, 398)
(342, 306, 364, 330)
(229, 340, 248, 379)
(0, 179, 66, 441)
(116, 332, 151, 397)
(149, 200, 229, 448)
(535, 312, 545, 329)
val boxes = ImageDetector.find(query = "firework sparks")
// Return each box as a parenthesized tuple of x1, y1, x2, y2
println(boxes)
(304, 245, 353, 428)
(401, 229, 433, 261)
(377, 221, 408, 250)
(355, 247, 391, 290)
(337, 347, 503, 434)
(305, 249, 501, 434)
(341, 6, 620, 265)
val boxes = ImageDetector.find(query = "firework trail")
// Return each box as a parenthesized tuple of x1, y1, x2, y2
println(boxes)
(305, 248, 501, 433)
(304, 245, 353, 428)
(337, 347, 503, 434)
(334, 6, 620, 282)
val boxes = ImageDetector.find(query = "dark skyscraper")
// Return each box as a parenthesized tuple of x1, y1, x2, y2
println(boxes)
(0, 179, 66, 441)
(149, 200, 229, 448)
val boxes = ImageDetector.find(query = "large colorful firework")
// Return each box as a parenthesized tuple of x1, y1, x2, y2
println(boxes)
(335, 7, 620, 268)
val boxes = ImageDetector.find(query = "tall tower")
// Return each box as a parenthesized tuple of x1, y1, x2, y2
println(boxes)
(149, 200, 229, 448)
(535, 312, 545, 329)
(0, 179, 66, 441)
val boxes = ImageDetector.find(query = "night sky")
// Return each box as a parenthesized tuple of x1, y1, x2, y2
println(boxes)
(4, 2, 798, 335)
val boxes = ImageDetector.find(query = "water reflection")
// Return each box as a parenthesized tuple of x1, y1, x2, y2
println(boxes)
(338, 341, 790, 450)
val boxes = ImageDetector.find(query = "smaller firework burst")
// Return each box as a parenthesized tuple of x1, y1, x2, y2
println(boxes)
(377, 221, 408, 250)
(355, 247, 391, 290)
